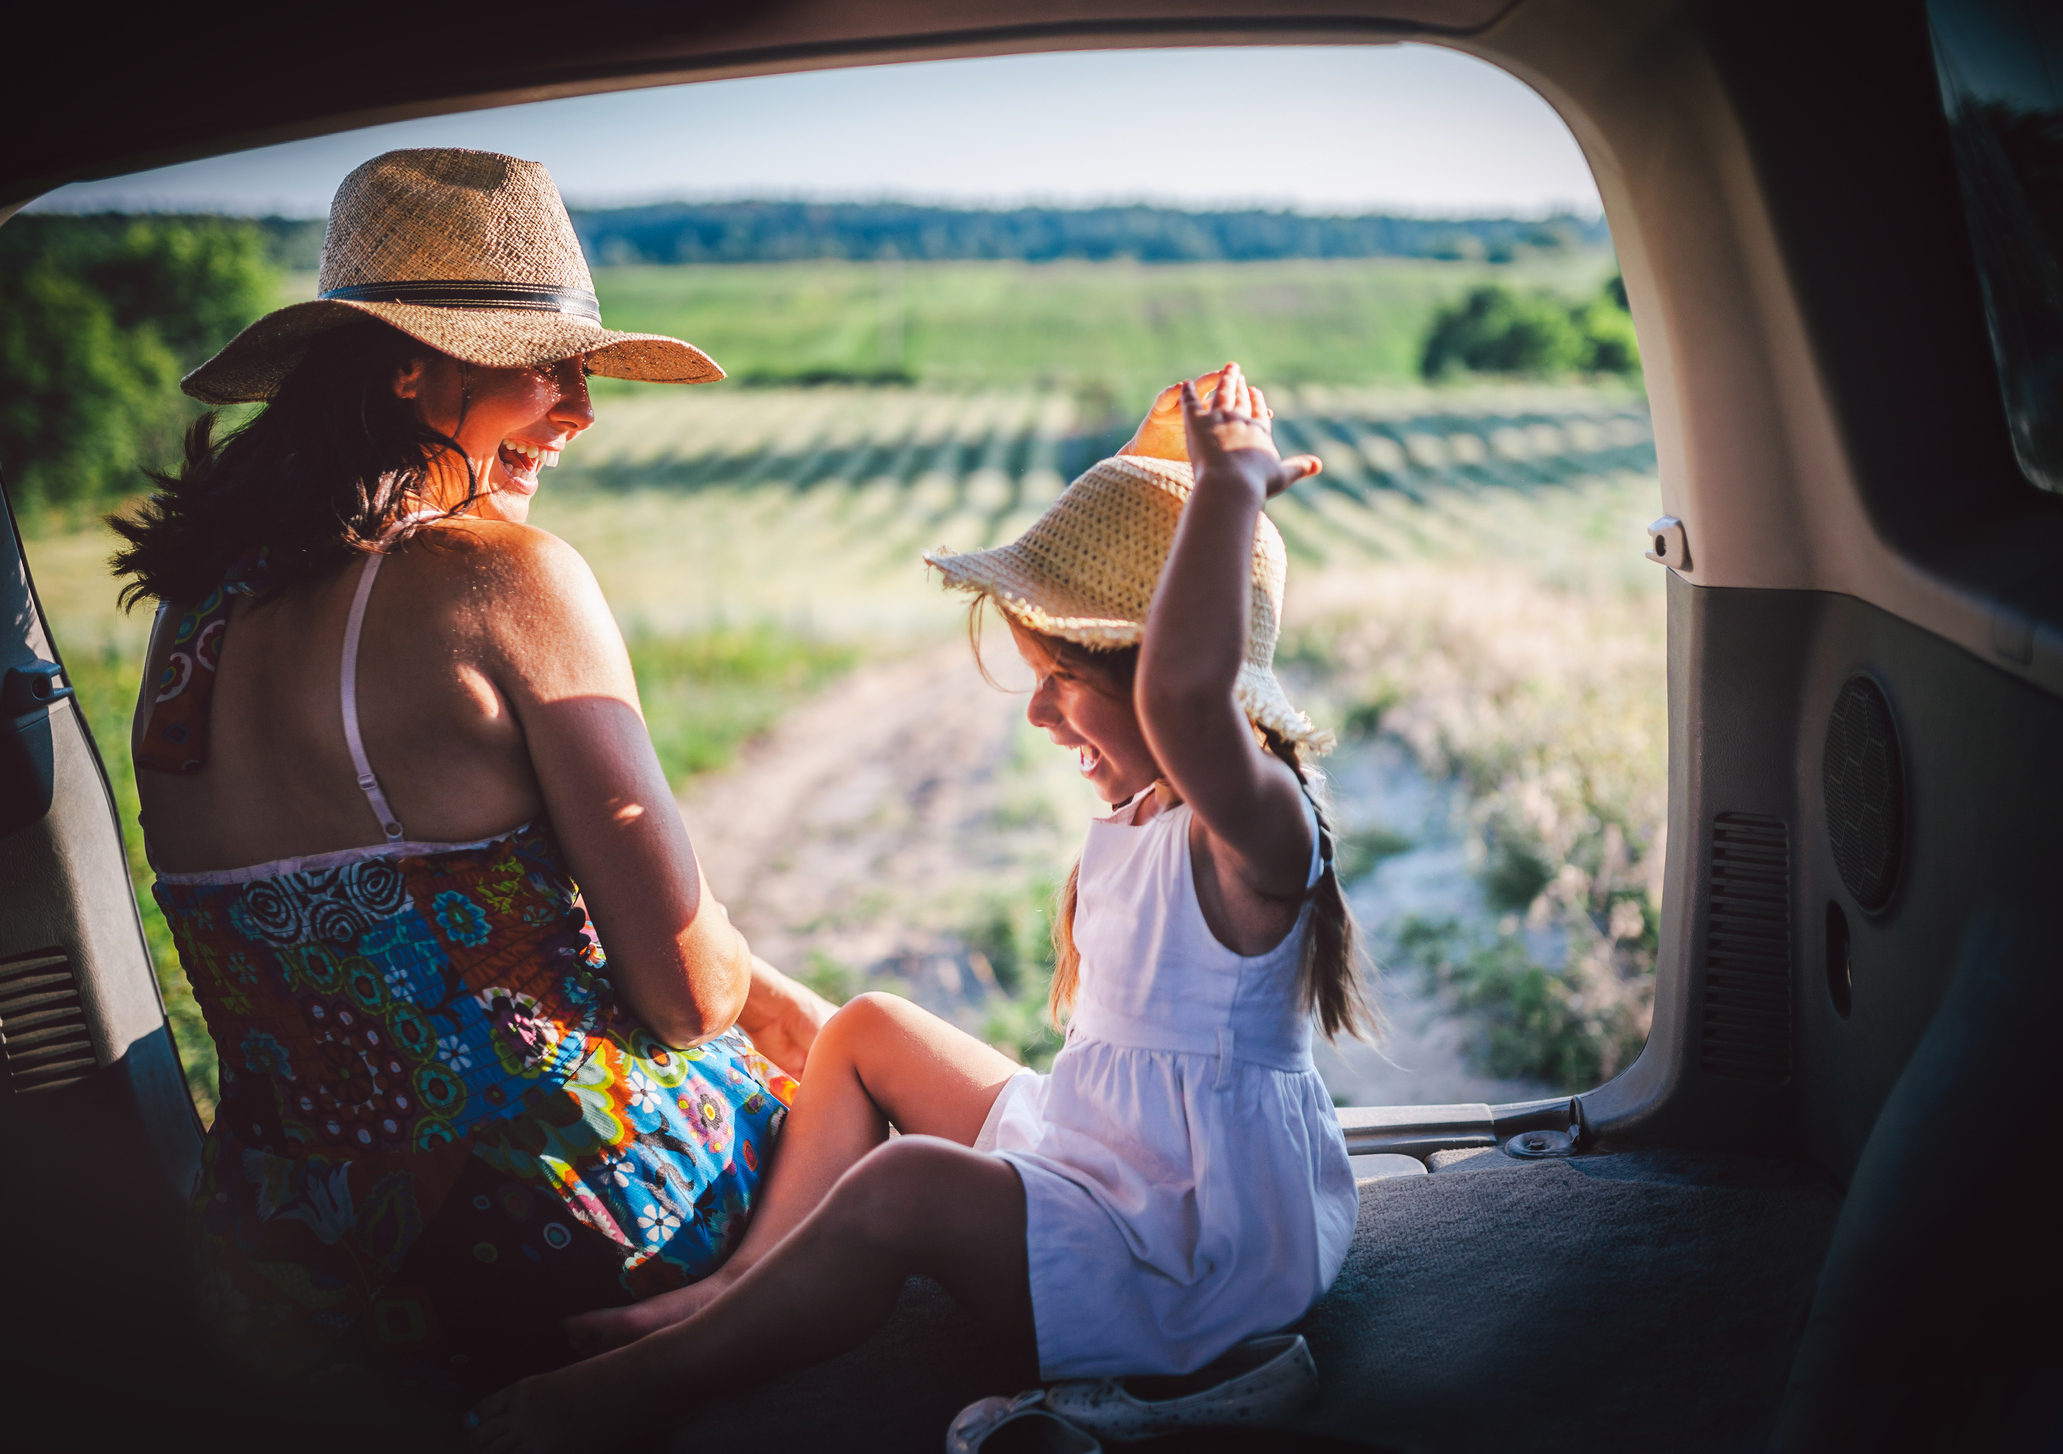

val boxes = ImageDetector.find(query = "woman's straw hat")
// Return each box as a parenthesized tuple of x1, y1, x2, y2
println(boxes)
(925, 453, 1331, 750)
(182, 148, 722, 404)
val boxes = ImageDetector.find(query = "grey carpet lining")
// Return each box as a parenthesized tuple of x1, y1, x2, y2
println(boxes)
(666, 1147, 1839, 1453)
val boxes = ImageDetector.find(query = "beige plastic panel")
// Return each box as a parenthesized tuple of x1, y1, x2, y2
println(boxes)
(1451, 0, 2044, 692)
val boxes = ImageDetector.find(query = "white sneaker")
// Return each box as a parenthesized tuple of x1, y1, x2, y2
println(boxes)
(1040, 1334, 1320, 1442)
(947, 1390, 1102, 1453)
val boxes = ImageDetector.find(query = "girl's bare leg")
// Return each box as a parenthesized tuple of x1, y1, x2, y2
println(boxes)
(469, 1136, 1036, 1454)
(567, 993, 1023, 1351)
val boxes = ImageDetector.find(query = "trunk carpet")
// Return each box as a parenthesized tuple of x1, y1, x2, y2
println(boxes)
(667, 1145, 1840, 1452)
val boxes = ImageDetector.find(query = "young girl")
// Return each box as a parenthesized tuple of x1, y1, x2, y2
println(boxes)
(467, 362, 1375, 1452)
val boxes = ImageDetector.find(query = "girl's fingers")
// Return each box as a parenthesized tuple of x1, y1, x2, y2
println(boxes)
(1267, 453, 1324, 498)
(1250, 384, 1275, 429)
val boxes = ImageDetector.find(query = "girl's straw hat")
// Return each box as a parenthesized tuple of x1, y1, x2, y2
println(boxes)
(926, 453, 1331, 750)
(182, 148, 722, 404)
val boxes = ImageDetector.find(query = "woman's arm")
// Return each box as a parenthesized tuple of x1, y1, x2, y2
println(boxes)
(1135, 363, 1321, 899)
(462, 523, 752, 1047)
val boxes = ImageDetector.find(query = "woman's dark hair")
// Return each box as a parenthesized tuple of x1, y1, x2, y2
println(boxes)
(971, 598, 1381, 1043)
(111, 318, 479, 608)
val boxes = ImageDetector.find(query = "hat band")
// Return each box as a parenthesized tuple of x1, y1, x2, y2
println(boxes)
(319, 280, 602, 322)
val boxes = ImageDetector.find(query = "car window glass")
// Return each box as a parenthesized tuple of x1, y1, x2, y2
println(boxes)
(1929, 0, 2063, 493)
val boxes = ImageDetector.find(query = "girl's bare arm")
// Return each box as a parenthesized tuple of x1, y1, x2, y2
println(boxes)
(1135, 363, 1321, 899)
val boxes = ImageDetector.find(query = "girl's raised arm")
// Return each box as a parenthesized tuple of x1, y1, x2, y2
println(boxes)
(1135, 364, 1322, 899)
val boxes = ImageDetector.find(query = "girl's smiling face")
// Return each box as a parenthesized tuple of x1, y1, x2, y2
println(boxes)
(394, 351, 596, 523)
(1013, 628, 1160, 806)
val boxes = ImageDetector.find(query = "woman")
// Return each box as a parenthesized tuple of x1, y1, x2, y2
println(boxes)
(113, 148, 832, 1389)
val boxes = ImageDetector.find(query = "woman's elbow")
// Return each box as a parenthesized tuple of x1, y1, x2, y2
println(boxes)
(637, 956, 750, 1049)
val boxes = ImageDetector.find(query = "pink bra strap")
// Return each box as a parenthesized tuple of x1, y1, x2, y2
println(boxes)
(341, 552, 404, 842)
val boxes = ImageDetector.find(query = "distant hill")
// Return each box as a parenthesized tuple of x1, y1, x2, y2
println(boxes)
(567, 201, 1610, 267)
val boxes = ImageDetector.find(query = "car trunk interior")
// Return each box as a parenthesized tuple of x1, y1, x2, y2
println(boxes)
(3, 1, 2058, 1450)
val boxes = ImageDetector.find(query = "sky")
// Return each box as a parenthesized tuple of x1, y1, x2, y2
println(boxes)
(36, 46, 1600, 219)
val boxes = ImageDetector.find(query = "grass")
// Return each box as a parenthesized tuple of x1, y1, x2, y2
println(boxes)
(627, 626, 858, 787)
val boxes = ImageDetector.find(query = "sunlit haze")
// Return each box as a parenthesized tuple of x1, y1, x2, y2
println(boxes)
(38, 46, 1600, 218)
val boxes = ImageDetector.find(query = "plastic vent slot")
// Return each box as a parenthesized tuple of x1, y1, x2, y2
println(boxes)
(1823, 675, 1904, 911)
(0, 950, 96, 1094)
(1699, 813, 1792, 1084)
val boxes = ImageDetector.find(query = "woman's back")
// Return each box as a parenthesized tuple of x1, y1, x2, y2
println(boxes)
(136, 520, 556, 873)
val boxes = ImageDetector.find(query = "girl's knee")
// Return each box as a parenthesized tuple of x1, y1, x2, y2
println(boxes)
(832, 1136, 972, 1243)
(818, 990, 917, 1054)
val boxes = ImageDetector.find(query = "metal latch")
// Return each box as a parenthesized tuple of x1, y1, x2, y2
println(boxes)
(1645, 516, 1690, 570)
(1504, 1096, 1588, 1159)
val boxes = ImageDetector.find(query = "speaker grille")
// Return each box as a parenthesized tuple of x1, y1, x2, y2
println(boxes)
(0, 950, 96, 1094)
(1823, 675, 1903, 911)
(1700, 813, 1792, 1083)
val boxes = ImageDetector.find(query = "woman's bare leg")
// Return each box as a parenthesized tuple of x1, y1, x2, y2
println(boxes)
(567, 993, 1023, 1351)
(469, 1137, 1036, 1454)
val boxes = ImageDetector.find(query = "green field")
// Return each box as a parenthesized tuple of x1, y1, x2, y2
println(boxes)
(285, 254, 1619, 402)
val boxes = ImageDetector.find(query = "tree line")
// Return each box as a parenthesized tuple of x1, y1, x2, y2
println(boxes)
(570, 201, 1610, 266)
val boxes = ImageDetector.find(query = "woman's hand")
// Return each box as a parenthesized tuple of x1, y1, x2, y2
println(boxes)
(1179, 363, 1321, 500)
(736, 955, 837, 1079)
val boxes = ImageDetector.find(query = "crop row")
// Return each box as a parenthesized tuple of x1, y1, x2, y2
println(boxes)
(562, 383, 1657, 567)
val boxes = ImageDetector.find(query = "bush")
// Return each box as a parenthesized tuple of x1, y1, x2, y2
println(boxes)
(1394, 916, 1647, 1089)
(0, 216, 278, 507)
(1420, 275, 1640, 380)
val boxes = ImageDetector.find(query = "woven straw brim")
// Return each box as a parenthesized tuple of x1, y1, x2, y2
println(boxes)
(181, 298, 722, 405)
(927, 465, 1332, 751)
(929, 538, 1148, 648)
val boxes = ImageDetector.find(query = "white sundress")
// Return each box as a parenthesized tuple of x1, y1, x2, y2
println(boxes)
(976, 789, 1359, 1379)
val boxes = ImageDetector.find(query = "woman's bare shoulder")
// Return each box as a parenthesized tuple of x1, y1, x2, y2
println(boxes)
(396, 517, 600, 601)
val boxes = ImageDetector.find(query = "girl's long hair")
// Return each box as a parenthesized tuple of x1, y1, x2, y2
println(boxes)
(975, 600, 1381, 1043)
(110, 318, 479, 608)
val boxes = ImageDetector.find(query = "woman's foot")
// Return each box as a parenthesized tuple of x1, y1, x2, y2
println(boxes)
(563, 1266, 744, 1354)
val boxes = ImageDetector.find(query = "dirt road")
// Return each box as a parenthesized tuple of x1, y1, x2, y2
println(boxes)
(678, 641, 1552, 1107)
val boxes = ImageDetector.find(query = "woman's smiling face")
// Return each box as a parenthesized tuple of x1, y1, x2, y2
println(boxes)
(1014, 630, 1160, 806)
(394, 351, 595, 523)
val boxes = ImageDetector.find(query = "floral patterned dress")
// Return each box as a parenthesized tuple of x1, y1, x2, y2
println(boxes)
(141, 560, 794, 1388)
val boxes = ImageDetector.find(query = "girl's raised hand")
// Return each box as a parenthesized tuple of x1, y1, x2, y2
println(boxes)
(1179, 363, 1321, 500)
